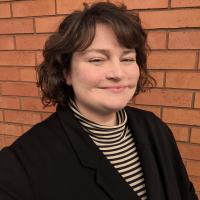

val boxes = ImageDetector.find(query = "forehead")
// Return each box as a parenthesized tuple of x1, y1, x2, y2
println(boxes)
(74, 23, 135, 56)
(89, 24, 122, 48)
(77, 23, 136, 55)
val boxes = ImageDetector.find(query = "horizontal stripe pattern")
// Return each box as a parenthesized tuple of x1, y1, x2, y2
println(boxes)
(69, 99, 148, 200)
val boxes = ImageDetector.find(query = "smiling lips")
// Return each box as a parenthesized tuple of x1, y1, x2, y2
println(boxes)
(101, 86, 127, 93)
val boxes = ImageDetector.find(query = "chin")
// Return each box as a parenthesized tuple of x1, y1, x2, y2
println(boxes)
(103, 101, 128, 112)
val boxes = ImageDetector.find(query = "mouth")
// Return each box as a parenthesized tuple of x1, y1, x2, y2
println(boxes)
(101, 86, 128, 93)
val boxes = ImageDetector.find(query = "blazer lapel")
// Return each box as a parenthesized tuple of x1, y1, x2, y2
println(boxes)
(125, 107, 166, 200)
(56, 105, 140, 200)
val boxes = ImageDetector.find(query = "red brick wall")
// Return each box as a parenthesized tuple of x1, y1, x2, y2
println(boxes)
(0, 0, 200, 196)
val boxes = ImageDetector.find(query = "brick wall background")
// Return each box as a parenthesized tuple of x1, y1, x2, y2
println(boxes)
(0, 0, 200, 197)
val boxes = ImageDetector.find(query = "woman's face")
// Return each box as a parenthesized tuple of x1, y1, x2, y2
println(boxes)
(64, 23, 140, 118)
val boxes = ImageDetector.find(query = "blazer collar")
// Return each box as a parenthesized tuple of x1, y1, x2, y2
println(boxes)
(56, 104, 141, 200)
(125, 107, 166, 200)
(56, 105, 165, 200)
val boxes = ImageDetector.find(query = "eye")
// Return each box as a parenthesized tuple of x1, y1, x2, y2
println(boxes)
(88, 58, 105, 64)
(121, 58, 136, 62)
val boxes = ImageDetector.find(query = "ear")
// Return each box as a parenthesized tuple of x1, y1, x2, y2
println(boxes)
(63, 70, 72, 86)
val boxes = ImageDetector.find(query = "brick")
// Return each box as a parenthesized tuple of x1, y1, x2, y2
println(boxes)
(36, 51, 43, 65)
(57, 0, 168, 14)
(191, 128, 200, 144)
(169, 31, 200, 49)
(199, 57, 200, 69)
(147, 51, 196, 69)
(130, 104, 161, 118)
(195, 92, 200, 108)
(0, 67, 19, 81)
(0, 51, 35, 66)
(168, 125, 189, 142)
(0, 135, 3, 147)
(149, 71, 164, 87)
(4, 135, 17, 146)
(22, 125, 33, 132)
(187, 160, 200, 177)
(139, 9, 200, 29)
(56, 0, 85, 14)
(0, 18, 33, 34)
(0, 36, 14, 50)
(41, 112, 53, 120)
(35, 16, 64, 33)
(135, 89, 192, 107)
(166, 72, 200, 89)
(16, 34, 49, 50)
(12, 0, 55, 17)
(0, 110, 3, 121)
(163, 108, 200, 126)
(118, 0, 168, 9)
(0, 134, 4, 149)
(0, 122, 22, 136)
(19, 68, 36, 82)
(171, 0, 200, 8)
(147, 31, 166, 49)
(182, 159, 187, 166)
(189, 176, 200, 192)
(4, 110, 41, 125)
(178, 142, 200, 160)
(0, 96, 20, 109)
(21, 97, 55, 112)
(0, 3, 11, 18)
(1, 82, 38, 97)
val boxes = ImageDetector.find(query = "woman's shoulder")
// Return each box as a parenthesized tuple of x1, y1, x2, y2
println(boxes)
(2, 110, 70, 159)
(9, 112, 58, 148)
(0, 111, 72, 199)
(0, 115, 55, 200)
(125, 105, 162, 122)
(125, 105, 172, 139)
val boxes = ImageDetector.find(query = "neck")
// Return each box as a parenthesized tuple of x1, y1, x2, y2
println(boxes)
(75, 102, 117, 126)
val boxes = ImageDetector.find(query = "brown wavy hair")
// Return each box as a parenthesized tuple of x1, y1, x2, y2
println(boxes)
(36, 1, 156, 107)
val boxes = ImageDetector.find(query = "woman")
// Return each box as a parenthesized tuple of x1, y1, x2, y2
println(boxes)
(0, 2, 198, 200)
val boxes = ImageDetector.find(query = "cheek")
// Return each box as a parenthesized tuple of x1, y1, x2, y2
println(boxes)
(73, 68, 102, 87)
(127, 66, 140, 82)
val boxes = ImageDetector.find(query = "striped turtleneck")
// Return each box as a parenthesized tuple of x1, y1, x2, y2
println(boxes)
(69, 99, 148, 200)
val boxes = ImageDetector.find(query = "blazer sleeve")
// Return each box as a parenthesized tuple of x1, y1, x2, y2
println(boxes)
(0, 190, 18, 200)
(163, 123, 199, 200)
(189, 181, 199, 200)
(0, 147, 33, 200)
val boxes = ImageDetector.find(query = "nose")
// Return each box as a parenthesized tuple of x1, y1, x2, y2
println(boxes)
(105, 60, 124, 81)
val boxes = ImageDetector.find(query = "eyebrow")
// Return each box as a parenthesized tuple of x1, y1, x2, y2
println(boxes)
(80, 48, 136, 56)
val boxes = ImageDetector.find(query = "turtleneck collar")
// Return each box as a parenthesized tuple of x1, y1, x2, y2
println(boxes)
(68, 99, 128, 145)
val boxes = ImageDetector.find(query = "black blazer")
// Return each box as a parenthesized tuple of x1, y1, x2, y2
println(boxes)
(0, 105, 198, 200)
